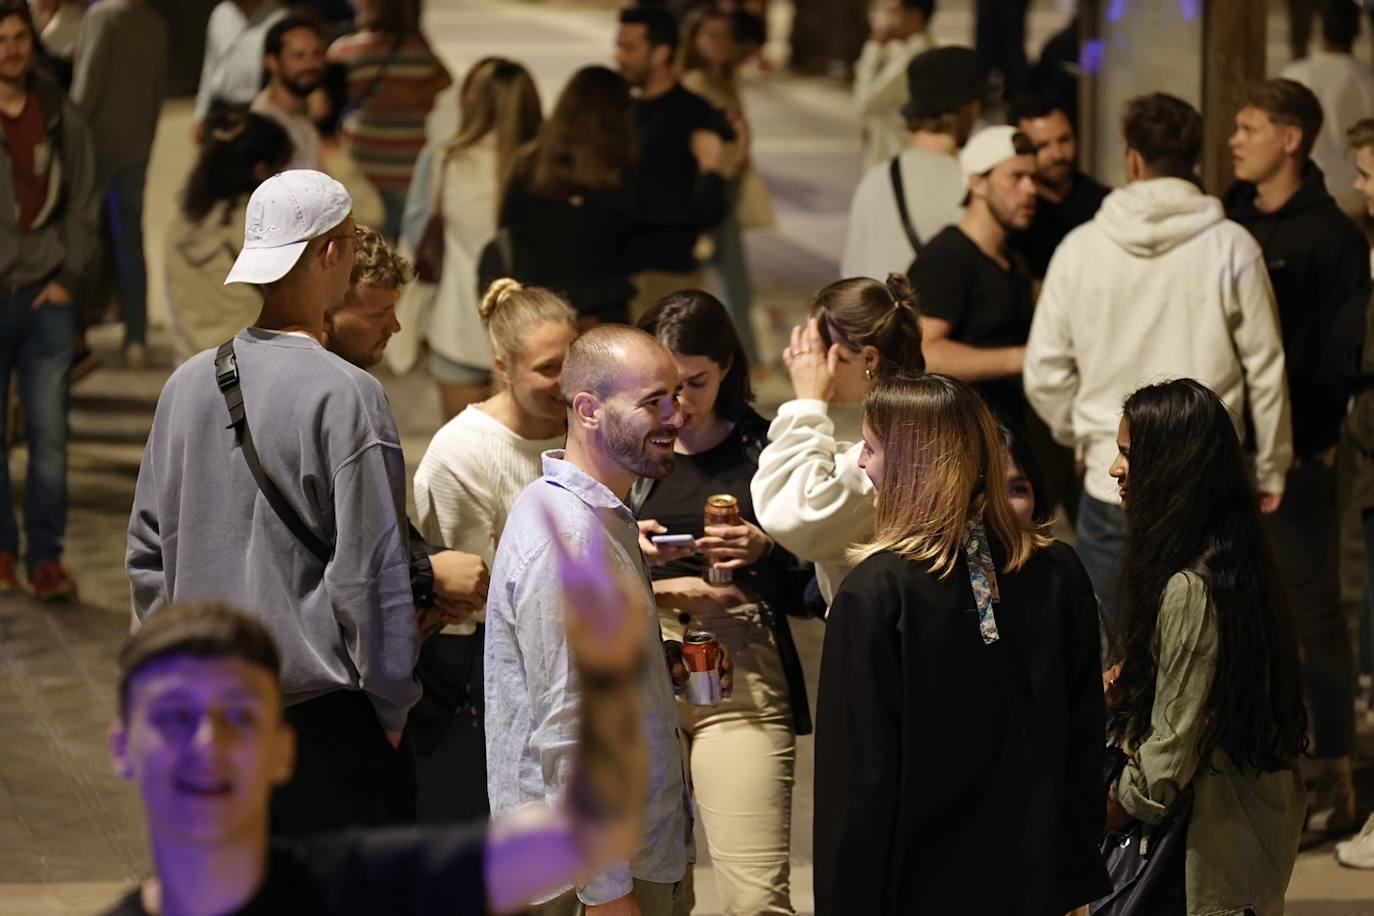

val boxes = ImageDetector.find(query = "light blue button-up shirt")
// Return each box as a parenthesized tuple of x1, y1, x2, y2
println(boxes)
(485, 451, 693, 906)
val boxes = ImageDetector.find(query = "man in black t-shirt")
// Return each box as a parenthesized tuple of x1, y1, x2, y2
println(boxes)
(1007, 93, 1110, 281)
(615, 5, 730, 318)
(103, 532, 650, 916)
(909, 125, 1037, 424)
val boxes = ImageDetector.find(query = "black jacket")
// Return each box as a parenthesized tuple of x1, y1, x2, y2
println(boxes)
(1223, 164, 1370, 459)
(814, 541, 1110, 915)
(628, 410, 815, 735)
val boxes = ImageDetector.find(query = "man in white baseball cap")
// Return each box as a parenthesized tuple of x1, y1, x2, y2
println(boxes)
(128, 169, 423, 836)
(909, 124, 1039, 424)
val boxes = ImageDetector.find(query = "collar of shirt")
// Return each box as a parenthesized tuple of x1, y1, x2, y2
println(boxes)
(540, 450, 635, 518)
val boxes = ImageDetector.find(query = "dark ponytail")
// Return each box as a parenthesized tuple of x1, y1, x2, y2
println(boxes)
(810, 274, 924, 380)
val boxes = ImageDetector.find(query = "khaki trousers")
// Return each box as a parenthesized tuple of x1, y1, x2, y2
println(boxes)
(530, 879, 680, 916)
(629, 270, 704, 324)
(662, 602, 797, 916)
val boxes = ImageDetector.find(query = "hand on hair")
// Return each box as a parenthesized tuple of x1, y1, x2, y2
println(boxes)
(696, 520, 771, 570)
(783, 318, 842, 402)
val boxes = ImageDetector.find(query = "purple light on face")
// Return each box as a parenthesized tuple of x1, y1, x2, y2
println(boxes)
(1108, 0, 1127, 22)
(1081, 39, 1105, 75)
(1180, 0, 1201, 20)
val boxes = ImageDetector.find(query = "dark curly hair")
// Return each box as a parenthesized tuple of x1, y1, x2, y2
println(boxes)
(1107, 379, 1308, 773)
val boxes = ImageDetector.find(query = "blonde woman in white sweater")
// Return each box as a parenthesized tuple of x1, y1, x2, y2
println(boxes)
(751, 275, 925, 606)
(410, 279, 578, 821)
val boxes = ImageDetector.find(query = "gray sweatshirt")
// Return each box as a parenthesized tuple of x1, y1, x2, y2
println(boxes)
(127, 329, 420, 731)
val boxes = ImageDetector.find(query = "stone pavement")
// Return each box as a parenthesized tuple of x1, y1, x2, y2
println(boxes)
(2, 0, 1373, 912)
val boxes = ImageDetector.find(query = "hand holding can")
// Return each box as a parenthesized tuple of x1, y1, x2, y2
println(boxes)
(682, 631, 723, 706)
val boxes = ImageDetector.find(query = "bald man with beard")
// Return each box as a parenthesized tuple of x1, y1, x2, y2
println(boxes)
(484, 326, 734, 916)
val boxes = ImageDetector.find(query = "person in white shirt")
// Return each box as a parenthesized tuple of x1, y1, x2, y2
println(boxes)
(193, 0, 285, 138)
(1280, 0, 1374, 220)
(250, 13, 324, 172)
(411, 279, 578, 822)
(841, 45, 980, 281)
(401, 57, 543, 420)
(852, 0, 935, 170)
(1024, 92, 1291, 646)
(751, 275, 924, 606)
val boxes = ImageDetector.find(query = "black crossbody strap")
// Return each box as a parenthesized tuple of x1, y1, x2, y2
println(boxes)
(889, 156, 924, 256)
(215, 340, 332, 565)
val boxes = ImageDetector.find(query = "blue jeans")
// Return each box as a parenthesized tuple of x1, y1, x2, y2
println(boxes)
(708, 198, 759, 365)
(105, 160, 148, 346)
(1076, 492, 1128, 653)
(377, 184, 408, 243)
(0, 287, 73, 570)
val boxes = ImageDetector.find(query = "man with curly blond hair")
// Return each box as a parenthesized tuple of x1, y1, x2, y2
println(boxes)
(323, 224, 410, 369)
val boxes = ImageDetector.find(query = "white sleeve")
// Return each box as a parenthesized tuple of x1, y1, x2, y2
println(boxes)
(1228, 244, 1293, 495)
(751, 400, 874, 564)
(1024, 251, 1080, 448)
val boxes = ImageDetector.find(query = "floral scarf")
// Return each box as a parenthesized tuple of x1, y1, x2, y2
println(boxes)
(963, 519, 1000, 645)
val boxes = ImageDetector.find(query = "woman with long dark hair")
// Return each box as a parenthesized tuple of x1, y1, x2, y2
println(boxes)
(1104, 378, 1308, 915)
(498, 65, 639, 326)
(631, 291, 809, 916)
(814, 374, 1108, 914)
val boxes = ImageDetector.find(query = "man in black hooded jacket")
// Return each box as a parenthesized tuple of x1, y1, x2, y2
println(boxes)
(1224, 76, 1367, 836)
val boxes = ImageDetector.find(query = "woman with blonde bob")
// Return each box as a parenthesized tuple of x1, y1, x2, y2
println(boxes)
(813, 374, 1110, 916)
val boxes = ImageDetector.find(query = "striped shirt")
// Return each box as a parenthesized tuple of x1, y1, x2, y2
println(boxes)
(326, 30, 451, 188)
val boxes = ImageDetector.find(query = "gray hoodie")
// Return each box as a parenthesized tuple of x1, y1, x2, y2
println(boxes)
(1025, 177, 1292, 504)
(0, 70, 99, 294)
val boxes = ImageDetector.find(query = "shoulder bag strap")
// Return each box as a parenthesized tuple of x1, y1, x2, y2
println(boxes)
(889, 155, 924, 256)
(215, 340, 332, 565)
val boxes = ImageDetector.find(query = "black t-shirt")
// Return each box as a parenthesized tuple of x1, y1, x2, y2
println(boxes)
(104, 826, 487, 916)
(1010, 171, 1111, 279)
(627, 83, 732, 273)
(908, 225, 1035, 420)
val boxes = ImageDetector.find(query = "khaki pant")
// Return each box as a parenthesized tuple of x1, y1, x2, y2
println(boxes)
(663, 602, 797, 916)
(530, 879, 680, 916)
(629, 270, 704, 324)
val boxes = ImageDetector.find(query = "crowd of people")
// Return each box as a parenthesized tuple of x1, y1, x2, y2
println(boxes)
(5, 0, 1374, 913)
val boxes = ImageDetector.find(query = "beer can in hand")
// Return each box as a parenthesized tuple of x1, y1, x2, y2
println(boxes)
(703, 494, 741, 585)
(682, 631, 723, 706)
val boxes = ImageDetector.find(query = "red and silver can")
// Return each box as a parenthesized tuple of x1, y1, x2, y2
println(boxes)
(682, 631, 723, 706)
(703, 494, 741, 585)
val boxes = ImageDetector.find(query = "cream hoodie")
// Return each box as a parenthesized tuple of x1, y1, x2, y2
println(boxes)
(751, 401, 870, 605)
(1025, 177, 1292, 505)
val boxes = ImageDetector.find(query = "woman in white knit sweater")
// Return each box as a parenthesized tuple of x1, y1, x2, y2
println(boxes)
(750, 274, 925, 606)
(410, 279, 578, 821)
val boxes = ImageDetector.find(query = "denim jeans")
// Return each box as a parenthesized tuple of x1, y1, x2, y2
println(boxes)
(105, 160, 148, 346)
(0, 286, 74, 570)
(1076, 492, 1128, 653)
(707, 188, 759, 365)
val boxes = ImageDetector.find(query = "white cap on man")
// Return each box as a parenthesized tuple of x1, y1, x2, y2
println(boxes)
(224, 170, 353, 286)
(959, 125, 1032, 182)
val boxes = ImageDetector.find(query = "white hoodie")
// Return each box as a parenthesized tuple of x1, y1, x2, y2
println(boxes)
(1025, 177, 1292, 505)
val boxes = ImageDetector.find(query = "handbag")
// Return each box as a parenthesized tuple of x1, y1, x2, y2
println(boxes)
(1091, 748, 1193, 915)
(476, 227, 515, 297)
(414, 149, 448, 283)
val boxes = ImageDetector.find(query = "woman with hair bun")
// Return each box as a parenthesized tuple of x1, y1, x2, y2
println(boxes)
(750, 273, 925, 605)
(164, 110, 294, 362)
(409, 278, 578, 821)
(814, 374, 1108, 915)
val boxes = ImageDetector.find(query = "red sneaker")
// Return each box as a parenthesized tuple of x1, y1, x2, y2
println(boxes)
(29, 561, 77, 603)
(0, 552, 17, 594)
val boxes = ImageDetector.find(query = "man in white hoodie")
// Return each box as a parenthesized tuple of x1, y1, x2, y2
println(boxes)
(1024, 93, 1292, 641)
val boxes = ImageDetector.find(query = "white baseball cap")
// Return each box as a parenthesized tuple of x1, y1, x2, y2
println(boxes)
(959, 125, 1032, 183)
(224, 170, 353, 286)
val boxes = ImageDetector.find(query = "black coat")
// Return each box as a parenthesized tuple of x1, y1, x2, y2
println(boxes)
(813, 540, 1110, 915)
(1223, 164, 1370, 459)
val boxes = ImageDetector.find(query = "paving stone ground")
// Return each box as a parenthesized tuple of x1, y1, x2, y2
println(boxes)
(1, 0, 1372, 912)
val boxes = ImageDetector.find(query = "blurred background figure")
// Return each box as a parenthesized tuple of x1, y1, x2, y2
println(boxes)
(679, 5, 772, 364)
(193, 0, 286, 140)
(498, 65, 639, 326)
(403, 57, 542, 419)
(27, 0, 82, 87)
(328, 0, 452, 241)
(974, 0, 1028, 100)
(852, 0, 934, 170)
